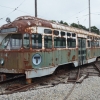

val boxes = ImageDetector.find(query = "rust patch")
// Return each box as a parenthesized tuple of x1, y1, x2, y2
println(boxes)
(25, 28, 33, 33)
(25, 65, 32, 69)
(0, 16, 52, 34)
(72, 55, 75, 61)
(68, 50, 71, 56)
(52, 63, 55, 66)
(23, 60, 29, 68)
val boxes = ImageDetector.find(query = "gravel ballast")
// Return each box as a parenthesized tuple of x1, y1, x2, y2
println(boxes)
(0, 76, 100, 100)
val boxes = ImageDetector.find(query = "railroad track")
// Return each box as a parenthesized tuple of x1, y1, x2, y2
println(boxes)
(0, 74, 25, 84)
(0, 62, 100, 95)
(63, 61, 100, 100)
(63, 67, 81, 100)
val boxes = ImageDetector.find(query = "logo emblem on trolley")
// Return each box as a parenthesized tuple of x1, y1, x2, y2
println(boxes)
(32, 54, 42, 65)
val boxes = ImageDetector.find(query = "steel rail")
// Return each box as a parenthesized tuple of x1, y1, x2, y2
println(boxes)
(0, 74, 25, 84)
(0, 83, 35, 95)
(63, 67, 80, 100)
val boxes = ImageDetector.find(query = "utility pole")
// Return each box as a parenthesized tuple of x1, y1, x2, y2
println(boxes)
(78, 21, 80, 28)
(76, 17, 80, 28)
(89, 0, 91, 32)
(35, 0, 37, 17)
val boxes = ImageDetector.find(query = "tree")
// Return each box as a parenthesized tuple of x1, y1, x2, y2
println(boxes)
(50, 20, 56, 23)
(63, 22, 68, 26)
(70, 23, 88, 31)
(59, 20, 63, 24)
(51, 20, 100, 35)
(70, 23, 79, 28)
(89, 26, 99, 34)
(59, 20, 69, 26)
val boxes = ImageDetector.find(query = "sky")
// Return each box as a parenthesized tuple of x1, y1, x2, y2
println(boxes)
(0, 0, 100, 29)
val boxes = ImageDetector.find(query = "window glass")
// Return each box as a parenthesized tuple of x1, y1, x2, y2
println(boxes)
(87, 40, 91, 47)
(44, 36, 52, 48)
(23, 33, 30, 49)
(72, 33, 76, 37)
(96, 41, 99, 47)
(1, 34, 22, 49)
(54, 37, 60, 48)
(67, 38, 76, 48)
(91, 40, 95, 47)
(67, 32, 71, 36)
(60, 38, 66, 48)
(90, 37, 92, 39)
(0, 28, 17, 33)
(53, 30, 59, 35)
(1, 34, 11, 49)
(61, 31, 65, 36)
(31, 34, 42, 49)
(54, 37, 66, 48)
(44, 29, 52, 34)
(82, 39, 86, 48)
(11, 34, 22, 49)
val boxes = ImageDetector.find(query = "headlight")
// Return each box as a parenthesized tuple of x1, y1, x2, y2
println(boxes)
(0, 59, 4, 65)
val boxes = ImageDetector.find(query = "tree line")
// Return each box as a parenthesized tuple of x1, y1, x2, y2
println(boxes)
(51, 20, 100, 35)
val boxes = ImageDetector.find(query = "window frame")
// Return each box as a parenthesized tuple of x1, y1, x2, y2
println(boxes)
(31, 33, 42, 49)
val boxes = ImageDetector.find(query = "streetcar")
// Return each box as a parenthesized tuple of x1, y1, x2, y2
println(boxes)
(0, 16, 100, 83)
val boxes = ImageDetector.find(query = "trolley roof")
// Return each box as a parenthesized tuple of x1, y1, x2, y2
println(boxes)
(0, 16, 100, 37)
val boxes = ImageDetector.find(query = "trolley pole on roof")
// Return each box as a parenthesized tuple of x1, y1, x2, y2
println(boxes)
(89, 0, 91, 32)
(35, 0, 37, 17)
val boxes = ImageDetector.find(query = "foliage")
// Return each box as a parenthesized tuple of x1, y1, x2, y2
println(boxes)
(70, 23, 99, 34)
(51, 20, 100, 35)
(59, 20, 69, 26)
(50, 20, 56, 23)
(89, 26, 99, 34)
(70, 23, 88, 31)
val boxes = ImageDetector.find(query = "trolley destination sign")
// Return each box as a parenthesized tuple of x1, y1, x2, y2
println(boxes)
(0, 27, 17, 34)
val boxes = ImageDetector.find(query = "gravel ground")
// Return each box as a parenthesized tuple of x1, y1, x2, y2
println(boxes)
(0, 76, 100, 100)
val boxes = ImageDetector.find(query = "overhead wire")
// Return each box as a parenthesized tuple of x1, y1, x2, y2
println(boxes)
(0, 5, 13, 9)
(0, 4, 32, 15)
(0, 0, 27, 20)
(65, 7, 88, 20)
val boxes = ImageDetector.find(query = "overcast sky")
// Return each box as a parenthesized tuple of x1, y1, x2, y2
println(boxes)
(0, 0, 100, 29)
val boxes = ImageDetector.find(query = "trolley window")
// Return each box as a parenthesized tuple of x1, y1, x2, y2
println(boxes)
(0, 28, 17, 33)
(0, 34, 11, 49)
(54, 37, 66, 48)
(31, 34, 42, 49)
(67, 32, 71, 36)
(23, 33, 30, 49)
(44, 29, 52, 34)
(60, 38, 66, 48)
(44, 36, 52, 48)
(61, 31, 65, 36)
(67, 38, 76, 48)
(53, 30, 59, 35)
(91, 40, 95, 47)
(87, 40, 91, 47)
(72, 33, 76, 37)
(96, 41, 99, 47)
(1, 34, 22, 49)
(10, 34, 22, 49)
